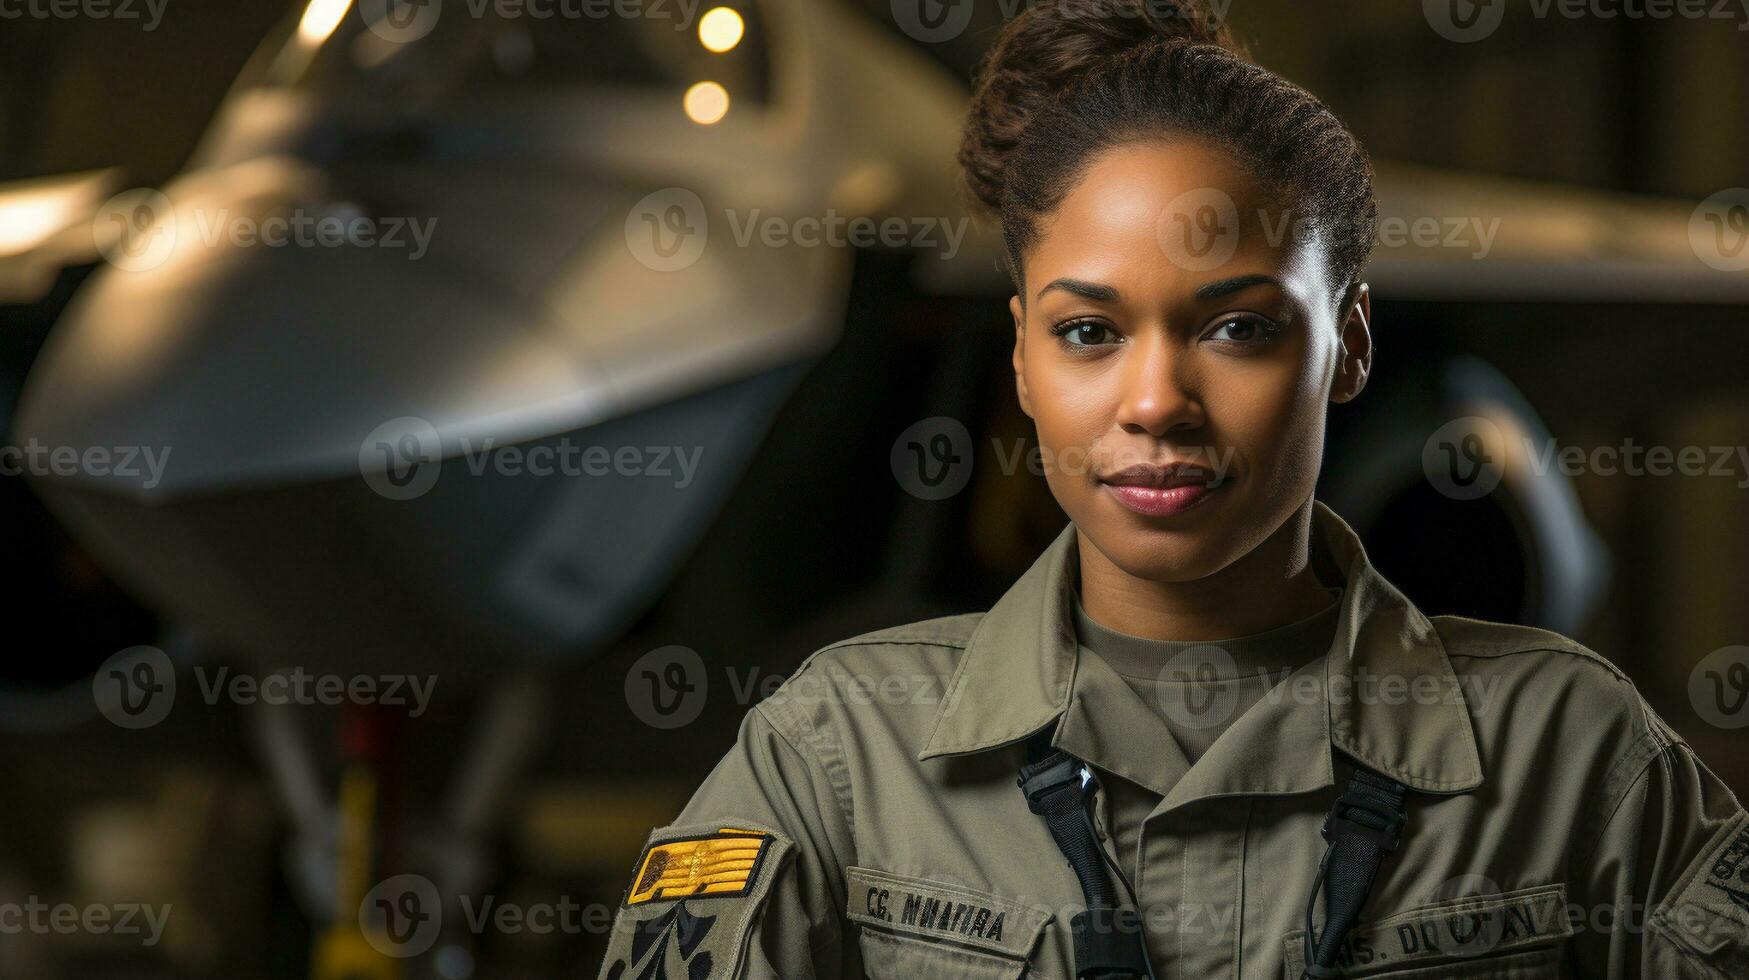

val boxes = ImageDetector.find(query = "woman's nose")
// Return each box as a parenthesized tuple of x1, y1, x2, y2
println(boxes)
(1113, 336, 1204, 437)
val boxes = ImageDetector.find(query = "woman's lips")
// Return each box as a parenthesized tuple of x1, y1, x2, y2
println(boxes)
(1102, 481, 1220, 517)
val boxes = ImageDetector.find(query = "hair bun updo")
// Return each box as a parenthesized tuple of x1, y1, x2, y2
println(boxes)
(957, 0, 1377, 302)
(958, 0, 1247, 218)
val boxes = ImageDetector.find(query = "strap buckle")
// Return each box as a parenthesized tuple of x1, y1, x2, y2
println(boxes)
(1320, 783, 1407, 853)
(1017, 751, 1086, 815)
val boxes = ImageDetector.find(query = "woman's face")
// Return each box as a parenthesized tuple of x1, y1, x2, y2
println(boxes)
(1010, 139, 1372, 583)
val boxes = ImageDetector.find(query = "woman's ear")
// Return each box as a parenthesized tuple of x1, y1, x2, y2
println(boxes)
(1330, 283, 1373, 405)
(1010, 294, 1035, 419)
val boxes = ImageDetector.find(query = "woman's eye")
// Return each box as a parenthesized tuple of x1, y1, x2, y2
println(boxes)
(1052, 320, 1118, 347)
(1206, 315, 1281, 345)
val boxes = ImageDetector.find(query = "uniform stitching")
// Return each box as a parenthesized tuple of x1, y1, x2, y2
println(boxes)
(1443, 639, 1687, 770)
(918, 616, 994, 755)
(752, 628, 981, 851)
(1232, 799, 1253, 980)
(782, 615, 980, 696)
(808, 612, 982, 656)
(1444, 645, 1635, 687)
(788, 637, 972, 691)
(1443, 643, 1687, 756)
(1570, 734, 1680, 873)
(754, 701, 858, 859)
(1330, 611, 1482, 793)
(1435, 618, 1634, 684)
(818, 637, 972, 654)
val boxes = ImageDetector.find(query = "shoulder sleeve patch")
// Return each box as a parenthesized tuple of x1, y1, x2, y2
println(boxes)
(600, 821, 793, 980)
(627, 829, 774, 906)
(1650, 809, 1749, 978)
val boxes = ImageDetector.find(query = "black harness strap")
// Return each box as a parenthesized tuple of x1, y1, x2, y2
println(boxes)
(1301, 766, 1410, 980)
(1018, 732, 1410, 980)
(1017, 730, 1152, 980)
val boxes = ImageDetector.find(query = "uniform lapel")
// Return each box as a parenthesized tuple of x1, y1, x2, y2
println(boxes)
(918, 501, 1484, 806)
(917, 521, 1079, 761)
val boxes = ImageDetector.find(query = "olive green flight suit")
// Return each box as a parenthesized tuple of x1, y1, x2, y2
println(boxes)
(598, 500, 1749, 979)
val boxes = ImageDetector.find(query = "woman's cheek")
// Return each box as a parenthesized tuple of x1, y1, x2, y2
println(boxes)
(1227, 356, 1308, 434)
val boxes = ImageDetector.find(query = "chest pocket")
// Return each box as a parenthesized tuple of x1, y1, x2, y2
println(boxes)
(847, 866, 1053, 979)
(1281, 884, 1573, 979)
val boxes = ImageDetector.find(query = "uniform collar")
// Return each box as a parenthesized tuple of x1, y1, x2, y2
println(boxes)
(918, 500, 1483, 800)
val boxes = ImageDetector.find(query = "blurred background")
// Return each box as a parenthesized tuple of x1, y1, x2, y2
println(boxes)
(0, 0, 1745, 977)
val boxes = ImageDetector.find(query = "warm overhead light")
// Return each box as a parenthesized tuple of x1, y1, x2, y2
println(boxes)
(698, 7, 744, 53)
(298, 0, 353, 47)
(683, 82, 730, 125)
(0, 192, 82, 256)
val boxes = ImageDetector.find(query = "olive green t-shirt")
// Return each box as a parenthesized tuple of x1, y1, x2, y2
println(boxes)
(1071, 588, 1343, 883)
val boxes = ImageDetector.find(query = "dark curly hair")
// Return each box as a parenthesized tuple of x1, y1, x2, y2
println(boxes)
(958, 0, 1377, 310)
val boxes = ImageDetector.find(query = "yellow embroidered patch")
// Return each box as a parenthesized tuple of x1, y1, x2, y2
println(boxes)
(625, 828, 772, 906)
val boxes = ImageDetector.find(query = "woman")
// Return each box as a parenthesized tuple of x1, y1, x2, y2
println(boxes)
(599, 3, 1748, 977)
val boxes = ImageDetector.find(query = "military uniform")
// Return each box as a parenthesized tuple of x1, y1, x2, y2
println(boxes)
(599, 501, 1749, 979)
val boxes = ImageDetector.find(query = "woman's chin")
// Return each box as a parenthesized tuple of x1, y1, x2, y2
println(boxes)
(1078, 490, 1272, 583)
(1081, 529, 1237, 584)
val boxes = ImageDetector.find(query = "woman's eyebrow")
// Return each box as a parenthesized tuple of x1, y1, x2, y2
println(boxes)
(1194, 274, 1281, 300)
(1037, 278, 1119, 303)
